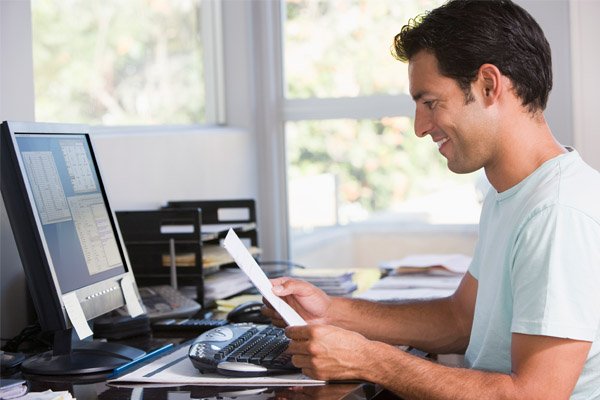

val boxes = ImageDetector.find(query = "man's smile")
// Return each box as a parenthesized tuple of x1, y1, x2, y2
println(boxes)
(435, 136, 449, 149)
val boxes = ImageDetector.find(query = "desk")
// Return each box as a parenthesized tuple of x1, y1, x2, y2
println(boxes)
(23, 378, 384, 400)
(3, 273, 411, 400)
(4, 334, 390, 400)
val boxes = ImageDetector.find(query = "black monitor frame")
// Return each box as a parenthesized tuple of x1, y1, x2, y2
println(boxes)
(1, 121, 145, 375)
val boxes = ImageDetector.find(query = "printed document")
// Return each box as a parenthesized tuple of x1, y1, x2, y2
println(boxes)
(223, 229, 306, 326)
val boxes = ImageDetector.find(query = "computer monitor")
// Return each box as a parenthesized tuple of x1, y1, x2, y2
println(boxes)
(0, 121, 145, 375)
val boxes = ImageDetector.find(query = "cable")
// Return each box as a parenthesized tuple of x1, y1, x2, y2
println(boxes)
(1, 322, 50, 353)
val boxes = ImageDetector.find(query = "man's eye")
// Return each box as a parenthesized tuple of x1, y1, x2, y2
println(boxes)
(424, 101, 436, 110)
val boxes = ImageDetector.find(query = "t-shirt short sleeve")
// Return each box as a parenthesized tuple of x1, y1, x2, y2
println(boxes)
(510, 205, 600, 340)
(468, 240, 482, 280)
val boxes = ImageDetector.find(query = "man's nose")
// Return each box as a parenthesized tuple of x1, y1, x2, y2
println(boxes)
(414, 107, 433, 138)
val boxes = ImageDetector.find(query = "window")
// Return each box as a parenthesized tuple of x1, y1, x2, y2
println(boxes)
(285, 0, 429, 98)
(283, 0, 483, 246)
(30, 0, 217, 126)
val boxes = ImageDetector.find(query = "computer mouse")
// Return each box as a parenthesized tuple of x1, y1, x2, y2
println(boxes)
(226, 301, 271, 324)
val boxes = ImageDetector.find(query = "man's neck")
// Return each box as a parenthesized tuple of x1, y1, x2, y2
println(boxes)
(484, 115, 566, 193)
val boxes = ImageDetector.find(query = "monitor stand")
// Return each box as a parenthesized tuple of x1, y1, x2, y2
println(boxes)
(20, 328, 146, 376)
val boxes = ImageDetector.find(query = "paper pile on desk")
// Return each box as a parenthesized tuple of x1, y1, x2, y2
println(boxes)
(356, 274, 461, 302)
(290, 268, 357, 296)
(379, 253, 471, 275)
(203, 269, 253, 303)
(358, 254, 470, 302)
(17, 390, 74, 400)
(0, 379, 28, 399)
(109, 345, 324, 386)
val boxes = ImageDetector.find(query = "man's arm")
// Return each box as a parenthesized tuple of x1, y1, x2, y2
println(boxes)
(268, 272, 478, 354)
(286, 327, 591, 399)
(331, 272, 477, 353)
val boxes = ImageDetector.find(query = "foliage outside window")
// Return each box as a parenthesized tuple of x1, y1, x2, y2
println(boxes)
(31, 0, 204, 125)
(285, 0, 443, 98)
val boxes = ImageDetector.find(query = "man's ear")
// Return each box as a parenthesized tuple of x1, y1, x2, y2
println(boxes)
(476, 63, 503, 105)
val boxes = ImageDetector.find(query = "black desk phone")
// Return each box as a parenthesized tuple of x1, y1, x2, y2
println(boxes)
(96, 285, 201, 339)
(115, 285, 201, 321)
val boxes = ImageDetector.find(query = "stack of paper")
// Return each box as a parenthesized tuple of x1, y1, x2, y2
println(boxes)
(379, 254, 471, 275)
(290, 268, 357, 296)
(18, 390, 74, 400)
(356, 254, 470, 302)
(202, 244, 261, 269)
(203, 269, 254, 303)
(356, 274, 461, 302)
(201, 222, 257, 241)
(0, 379, 28, 399)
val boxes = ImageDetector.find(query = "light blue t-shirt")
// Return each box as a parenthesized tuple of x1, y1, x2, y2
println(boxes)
(465, 149, 600, 399)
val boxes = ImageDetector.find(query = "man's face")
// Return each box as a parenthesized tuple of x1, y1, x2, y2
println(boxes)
(408, 51, 495, 174)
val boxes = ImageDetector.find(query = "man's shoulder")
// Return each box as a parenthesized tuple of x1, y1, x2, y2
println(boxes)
(509, 152, 600, 230)
(555, 153, 600, 219)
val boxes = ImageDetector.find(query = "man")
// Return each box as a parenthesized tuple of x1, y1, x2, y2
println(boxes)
(263, 0, 600, 398)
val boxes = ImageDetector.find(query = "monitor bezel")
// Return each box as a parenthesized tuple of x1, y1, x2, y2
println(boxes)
(1, 121, 139, 333)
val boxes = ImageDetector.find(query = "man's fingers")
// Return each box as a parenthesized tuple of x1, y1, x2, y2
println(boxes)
(269, 316, 286, 328)
(285, 326, 308, 340)
(270, 276, 292, 286)
(271, 278, 313, 297)
(261, 302, 275, 315)
(290, 354, 313, 368)
(286, 338, 309, 354)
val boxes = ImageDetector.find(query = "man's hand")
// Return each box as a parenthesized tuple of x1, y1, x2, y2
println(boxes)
(285, 324, 375, 381)
(262, 277, 332, 327)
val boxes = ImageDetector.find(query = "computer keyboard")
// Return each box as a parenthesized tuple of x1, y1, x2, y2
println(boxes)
(188, 324, 299, 377)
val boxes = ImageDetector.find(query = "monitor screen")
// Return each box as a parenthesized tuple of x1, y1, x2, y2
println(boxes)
(1, 121, 145, 375)
(1, 122, 138, 328)
(15, 133, 126, 293)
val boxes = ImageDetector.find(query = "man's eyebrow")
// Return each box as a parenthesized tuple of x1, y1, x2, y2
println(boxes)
(411, 91, 425, 101)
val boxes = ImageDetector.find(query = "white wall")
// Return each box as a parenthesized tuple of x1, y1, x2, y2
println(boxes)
(571, 0, 600, 171)
(519, 0, 573, 146)
(91, 127, 257, 211)
(0, 1, 35, 121)
(1, 0, 37, 339)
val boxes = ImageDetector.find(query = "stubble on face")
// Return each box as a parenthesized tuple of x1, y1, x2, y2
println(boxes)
(408, 51, 494, 175)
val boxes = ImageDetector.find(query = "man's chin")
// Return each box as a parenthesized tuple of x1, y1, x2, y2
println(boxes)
(447, 160, 481, 174)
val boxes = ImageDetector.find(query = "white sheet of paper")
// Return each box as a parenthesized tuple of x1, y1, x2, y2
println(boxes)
(223, 229, 306, 326)
(110, 344, 323, 385)
(120, 274, 144, 317)
(62, 292, 93, 339)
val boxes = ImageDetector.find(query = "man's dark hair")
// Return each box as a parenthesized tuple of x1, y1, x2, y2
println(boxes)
(393, 0, 552, 112)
